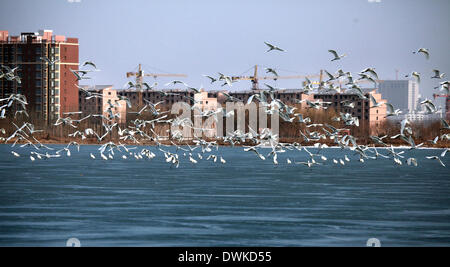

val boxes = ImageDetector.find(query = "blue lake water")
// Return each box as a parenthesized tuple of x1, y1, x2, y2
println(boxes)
(0, 144, 449, 247)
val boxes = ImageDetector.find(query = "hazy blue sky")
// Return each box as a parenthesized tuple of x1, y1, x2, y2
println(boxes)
(1, 0, 449, 106)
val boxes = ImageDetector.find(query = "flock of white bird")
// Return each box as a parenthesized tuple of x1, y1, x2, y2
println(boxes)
(0, 42, 449, 169)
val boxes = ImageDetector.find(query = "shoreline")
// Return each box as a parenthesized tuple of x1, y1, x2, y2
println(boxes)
(3, 139, 449, 150)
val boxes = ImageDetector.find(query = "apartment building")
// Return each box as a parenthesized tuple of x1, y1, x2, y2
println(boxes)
(378, 80, 419, 113)
(194, 90, 219, 111)
(117, 89, 195, 111)
(0, 30, 79, 122)
(79, 85, 127, 124)
(313, 89, 387, 135)
(214, 89, 314, 108)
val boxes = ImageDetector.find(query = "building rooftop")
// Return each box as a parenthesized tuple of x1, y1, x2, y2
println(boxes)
(118, 88, 191, 93)
(213, 88, 306, 94)
(0, 30, 78, 44)
(79, 85, 113, 91)
(314, 88, 377, 95)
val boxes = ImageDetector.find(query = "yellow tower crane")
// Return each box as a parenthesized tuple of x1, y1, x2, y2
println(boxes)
(126, 64, 188, 107)
(230, 65, 320, 90)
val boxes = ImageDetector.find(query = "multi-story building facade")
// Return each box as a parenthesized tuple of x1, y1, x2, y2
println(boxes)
(378, 80, 419, 113)
(313, 89, 387, 135)
(79, 85, 127, 124)
(215, 89, 304, 105)
(117, 89, 195, 111)
(194, 90, 219, 111)
(79, 88, 196, 123)
(77, 85, 390, 136)
(214, 89, 315, 109)
(0, 30, 79, 122)
(401, 110, 444, 122)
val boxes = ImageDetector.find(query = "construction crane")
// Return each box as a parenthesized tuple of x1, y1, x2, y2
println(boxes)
(126, 64, 188, 108)
(230, 65, 320, 90)
(231, 67, 383, 90)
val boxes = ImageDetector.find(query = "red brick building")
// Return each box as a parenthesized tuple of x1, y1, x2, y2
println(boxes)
(0, 30, 79, 123)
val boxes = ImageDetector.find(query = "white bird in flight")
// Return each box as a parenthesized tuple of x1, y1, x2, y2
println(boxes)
(203, 75, 217, 84)
(165, 80, 188, 87)
(385, 103, 402, 117)
(82, 61, 97, 69)
(431, 69, 445, 79)
(328, 49, 347, 61)
(413, 48, 430, 60)
(361, 68, 379, 79)
(369, 94, 385, 108)
(264, 42, 285, 52)
(426, 156, 445, 167)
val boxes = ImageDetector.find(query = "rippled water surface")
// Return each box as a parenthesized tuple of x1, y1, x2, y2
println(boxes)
(0, 144, 449, 246)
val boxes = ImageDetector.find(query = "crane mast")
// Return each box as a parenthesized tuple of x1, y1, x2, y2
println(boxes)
(231, 65, 320, 90)
(126, 64, 187, 109)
